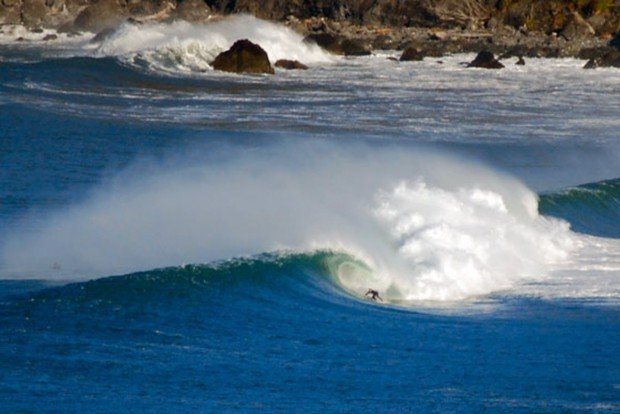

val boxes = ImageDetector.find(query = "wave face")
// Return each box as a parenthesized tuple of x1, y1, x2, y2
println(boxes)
(94, 16, 332, 74)
(540, 178, 620, 239)
(0, 142, 582, 303)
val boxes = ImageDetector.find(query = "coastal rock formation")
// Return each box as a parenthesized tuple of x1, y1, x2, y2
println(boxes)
(584, 50, 620, 69)
(467, 51, 504, 69)
(211, 39, 275, 75)
(73, 0, 126, 32)
(0, 0, 618, 61)
(172, 0, 212, 22)
(275, 59, 308, 70)
(341, 38, 371, 56)
(400, 46, 424, 61)
(304, 33, 344, 54)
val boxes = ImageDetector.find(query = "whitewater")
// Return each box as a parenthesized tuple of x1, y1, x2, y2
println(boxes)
(0, 15, 619, 413)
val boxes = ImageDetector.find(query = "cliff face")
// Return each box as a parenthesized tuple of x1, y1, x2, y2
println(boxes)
(1, 0, 618, 42)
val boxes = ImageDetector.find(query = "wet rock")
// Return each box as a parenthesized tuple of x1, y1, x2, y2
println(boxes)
(612, 33, 620, 49)
(22, 0, 47, 27)
(399, 46, 424, 61)
(304, 33, 343, 55)
(584, 50, 620, 69)
(584, 58, 598, 69)
(212, 39, 274, 75)
(274, 59, 308, 70)
(43, 33, 58, 41)
(467, 51, 504, 69)
(516, 56, 525, 65)
(90, 26, 116, 43)
(73, 0, 126, 32)
(172, 0, 212, 22)
(341, 38, 371, 56)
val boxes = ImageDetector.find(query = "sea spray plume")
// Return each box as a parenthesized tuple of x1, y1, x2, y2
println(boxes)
(95, 15, 332, 74)
(0, 142, 575, 301)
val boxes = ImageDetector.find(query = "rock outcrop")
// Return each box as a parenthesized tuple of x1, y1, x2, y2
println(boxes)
(400, 46, 424, 61)
(584, 50, 620, 69)
(467, 51, 504, 69)
(72, 0, 126, 32)
(211, 39, 274, 75)
(275, 59, 308, 70)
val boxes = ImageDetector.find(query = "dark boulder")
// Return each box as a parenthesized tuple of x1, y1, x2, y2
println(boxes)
(212, 39, 274, 75)
(341, 38, 371, 56)
(73, 0, 126, 32)
(584, 50, 620, 69)
(400, 46, 424, 61)
(274, 59, 308, 70)
(467, 51, 504, 69)
(43, 33, 58, 41)
(304, 33, 343, 55)
(516, 56, 525, 65)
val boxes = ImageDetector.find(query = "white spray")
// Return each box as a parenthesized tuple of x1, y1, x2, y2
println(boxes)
(95, 15, 332, 73)
(0, 142, 579, 301)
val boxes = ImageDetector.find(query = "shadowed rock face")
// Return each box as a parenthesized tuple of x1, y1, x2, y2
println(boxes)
(73, 0, 126, 32)
(400, 46, 424, 61)
(468, 51, 504, 69)
(304, 33, 344, 54)
(584, 50, 620, 69)
(211, 39, 275, 75)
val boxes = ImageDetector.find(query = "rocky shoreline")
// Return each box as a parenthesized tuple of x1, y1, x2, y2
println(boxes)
(1, 0, 619, 66)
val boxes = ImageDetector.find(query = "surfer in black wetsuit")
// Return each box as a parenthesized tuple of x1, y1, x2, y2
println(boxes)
(364, 288, 383, 302)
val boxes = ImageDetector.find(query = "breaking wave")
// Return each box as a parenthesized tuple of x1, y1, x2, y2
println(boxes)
(94, 15, 332, 74)
(1, 142, 599, 303)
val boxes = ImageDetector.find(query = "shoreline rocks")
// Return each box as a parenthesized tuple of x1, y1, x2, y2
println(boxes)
(467, 51, 504, 69)
(274, 59, 308, 70)
(0, 0, 618, 64)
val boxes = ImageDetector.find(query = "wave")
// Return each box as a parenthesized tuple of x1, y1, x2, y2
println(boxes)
(1, 142, 594, 303)
(540, 178, 620, 238)
(93, 16, 332, 74)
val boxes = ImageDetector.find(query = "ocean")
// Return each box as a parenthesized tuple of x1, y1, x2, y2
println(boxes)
(1, 16, 619, 412)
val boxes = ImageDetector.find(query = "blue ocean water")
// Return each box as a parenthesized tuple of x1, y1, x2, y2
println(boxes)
(1, 17, 619, 413)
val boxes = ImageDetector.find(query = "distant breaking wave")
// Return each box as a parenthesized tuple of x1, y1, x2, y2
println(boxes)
(94, 16, 332, 74)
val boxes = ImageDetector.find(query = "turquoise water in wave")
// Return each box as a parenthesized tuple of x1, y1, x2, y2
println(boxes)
(1, 20, 620, 413)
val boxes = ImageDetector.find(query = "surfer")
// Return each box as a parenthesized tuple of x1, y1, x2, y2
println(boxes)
(364, 288, 383, 302)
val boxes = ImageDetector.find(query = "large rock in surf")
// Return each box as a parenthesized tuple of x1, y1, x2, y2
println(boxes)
(275, 59, 308, 70)
(467, 51, 504, 69)
(211, 39, 274, 75)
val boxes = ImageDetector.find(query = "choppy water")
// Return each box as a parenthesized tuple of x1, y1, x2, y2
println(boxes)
(1, 16, 619, 412)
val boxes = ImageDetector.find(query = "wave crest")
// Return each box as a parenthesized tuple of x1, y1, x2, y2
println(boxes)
(95, 16, 332, 74)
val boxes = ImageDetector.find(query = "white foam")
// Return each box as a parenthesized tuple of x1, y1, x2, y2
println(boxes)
(2, 142, 611, 303)
(95, 16, 332, 73)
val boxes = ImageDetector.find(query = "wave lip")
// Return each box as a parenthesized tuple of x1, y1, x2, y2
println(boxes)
(94, 16, 332, 74)
(540, 178, 620, 238)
